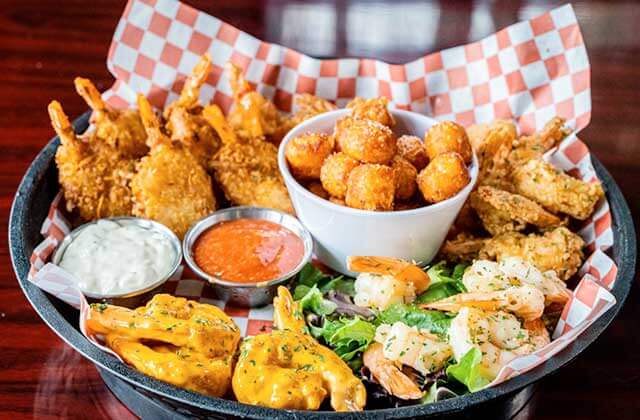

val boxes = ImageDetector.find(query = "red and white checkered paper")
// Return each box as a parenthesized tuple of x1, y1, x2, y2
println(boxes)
(28, 1, 618, 389)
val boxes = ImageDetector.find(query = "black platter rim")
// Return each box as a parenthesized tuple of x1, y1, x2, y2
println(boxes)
(8, 111, 637, 419)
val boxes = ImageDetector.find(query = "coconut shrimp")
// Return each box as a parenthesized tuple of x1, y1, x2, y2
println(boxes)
(74, 77, 148, 159)
(232, 287, 366, 411)
(348, 256, 430, 311)
(163, 54, 220, 168)
(131, 95, 216, 238)
(448, 307, 550, 379)
(49, 100, 135, 221)
(226, 62, 287, 143)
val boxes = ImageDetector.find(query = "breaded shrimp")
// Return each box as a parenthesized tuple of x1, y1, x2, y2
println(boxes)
(131, 95, 216, 238)
(417, 152, 470, 203)
(335, 117, 396, 164)
(49, 100, 135, 221)
(285, 132, 334, 180)
(289, 93, 337, 126)
(203, 107, 294, 213)
(346, 97, 395, 127)
(470, 186, 564, 235)
(397, 135, 429, 171)
(74, 77, 148, 159)
(424, 121, 473, 164)
(510, 117, 569, 164)
(163, 54, 220, 168)
(320, 152, 360, 199)
(345, 164, 396, 211)
(512, 159, 604, 220)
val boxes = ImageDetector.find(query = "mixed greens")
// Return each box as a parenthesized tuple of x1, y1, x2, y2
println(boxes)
(291, 261, 486, 405)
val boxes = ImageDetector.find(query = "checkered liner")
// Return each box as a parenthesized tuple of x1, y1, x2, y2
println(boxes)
(28, 1, 618, 390)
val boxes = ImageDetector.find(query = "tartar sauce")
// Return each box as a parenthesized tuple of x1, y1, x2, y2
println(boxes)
(58, 220, 176, 296)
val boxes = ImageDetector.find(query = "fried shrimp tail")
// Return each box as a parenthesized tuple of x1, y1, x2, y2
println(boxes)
(175, 53, 212, 109)
(48, 100, 80, 147)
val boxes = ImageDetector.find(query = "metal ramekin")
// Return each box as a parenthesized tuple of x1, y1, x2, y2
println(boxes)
(183, 207, 313, 307)
(52, 217, 182, 307)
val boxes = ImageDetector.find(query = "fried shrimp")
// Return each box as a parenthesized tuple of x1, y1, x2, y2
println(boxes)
(285, 132, 335, 179)
(510, 117, 568, 164)
(424, 121, 473, 164)
(391, 155, 418, 201)
(163, 54, 220, 168)
(226, 62, 286, 143)
(131, 95, 216, 238)
(512, 159, 604, 220)
(345, 164, 396, 210)
(417, 152, 470, 203)
(335, 117, 397, 164)
(86, 294, 240, 397)
(470, 186, 564, 235)
(289, 93, 337, 126)
(232, 287, 366, 411)
(320, 152, 361, 199)
(346, 97, 395, 127)
(397, 135, 429, 171)
(448, 307, 550, 379)
(49, 100, 135, 221)
(480, 227, 584, 281)
(74, 77, 148, 159)
(203, 106, 294, 213)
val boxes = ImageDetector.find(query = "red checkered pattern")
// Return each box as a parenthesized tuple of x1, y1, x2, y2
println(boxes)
(103, 1, 589, 134)
(27, 1, 620, 389)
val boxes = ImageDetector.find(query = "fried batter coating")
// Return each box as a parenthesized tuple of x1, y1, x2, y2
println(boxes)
(470, 186, 564, 235)
(474, 120, 517, 191)
(132, 95, 215, 238)
(346, 97, 395, 127)
(391, 156, 417, 201)
(49, 100, 135, 221)
(285, 132, 334, 180)
(86, 294, 240, 397)
(467, 120, 517, 151)
(397, 135, 429, 171)
(307, 181, 330, 199)
(417, 152, 470, 203)
(424, 121, 472, 164)
(335, 117, 396, 164)
(226, 63, 287, 143)
(289, 93, 337, 125)
(163, 54, 221, 168)
(204, 105, 294, 213)
(74, 77, 148, 159)
(512, 159, 604, 220)
(480, 227, 584, 281)
(329, 196, 346, 206)
(320, 152, 361, 199)
(439, 233, 487, 262)
(345, 164, 395, 211)
(510, 117, 568, 164)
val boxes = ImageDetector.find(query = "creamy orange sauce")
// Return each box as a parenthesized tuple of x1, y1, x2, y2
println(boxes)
(193, 219, 304, 283)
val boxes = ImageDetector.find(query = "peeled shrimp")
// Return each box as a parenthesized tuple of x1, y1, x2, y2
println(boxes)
(363, 343, 423, 400)
(348, 256, 430, 311)
(448, 307, 550, 379)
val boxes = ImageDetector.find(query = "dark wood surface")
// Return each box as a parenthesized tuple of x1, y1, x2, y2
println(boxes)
(1, 1, 638, 418)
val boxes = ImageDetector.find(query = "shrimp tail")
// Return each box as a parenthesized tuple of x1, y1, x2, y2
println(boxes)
(347, 256, 430, 293)
(363, 343, 423, 400)
(273, 286, 306, 333)
(74, 77, 112, 115)
(48, 100, 80, 147)
(177, 53, 212, 108)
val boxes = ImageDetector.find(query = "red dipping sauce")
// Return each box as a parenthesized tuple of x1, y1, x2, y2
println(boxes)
(193, 218, 305, 283)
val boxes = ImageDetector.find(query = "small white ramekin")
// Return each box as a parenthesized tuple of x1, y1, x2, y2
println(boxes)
(278, 108, 478, 275)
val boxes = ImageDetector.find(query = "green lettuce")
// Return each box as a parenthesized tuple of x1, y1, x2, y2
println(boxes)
(416, 261, 468, 304)
(377, 303, 453, 337)
(298, 285, 337, 316)
(293, 263, 355, 299)
(309, 317, 376, 370)
(446, 348, 491, 392)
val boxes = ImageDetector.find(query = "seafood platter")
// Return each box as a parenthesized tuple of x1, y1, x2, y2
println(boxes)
(9, 1, 636, 419)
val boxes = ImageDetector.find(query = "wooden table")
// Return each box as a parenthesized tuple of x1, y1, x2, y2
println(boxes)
(1, 1, 638, 418)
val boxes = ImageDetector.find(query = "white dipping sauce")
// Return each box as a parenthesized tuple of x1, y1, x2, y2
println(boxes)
(59, 220, 176, 296)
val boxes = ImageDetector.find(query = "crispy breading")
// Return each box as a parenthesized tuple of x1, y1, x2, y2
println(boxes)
(335, 117, 396, 164)
(474, 120, 517, 191)
(417, 152, 470, 203)
(512, 159, 604, 220)
(345, 164, 396, 211)
(424, 121, 472, 164)
(470, 186, 564, 235)
(479, 227, 584, 281)
(320, 152, 360, 199)
(132, 95, 216, 239)
(49, 100, 136, 221)
(510, 117, 569, 165)
(396, 135, 429, 171)
(290, 93, 337, 125)
(439, 233, 488, 262)
(346, 97, 395, 127)
(285, 132, 335, 180)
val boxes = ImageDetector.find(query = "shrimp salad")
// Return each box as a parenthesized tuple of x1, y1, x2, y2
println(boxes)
(290, 256, 567, 408)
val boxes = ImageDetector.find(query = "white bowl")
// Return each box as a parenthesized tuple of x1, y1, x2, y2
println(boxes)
(278, 108, 478, 275)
